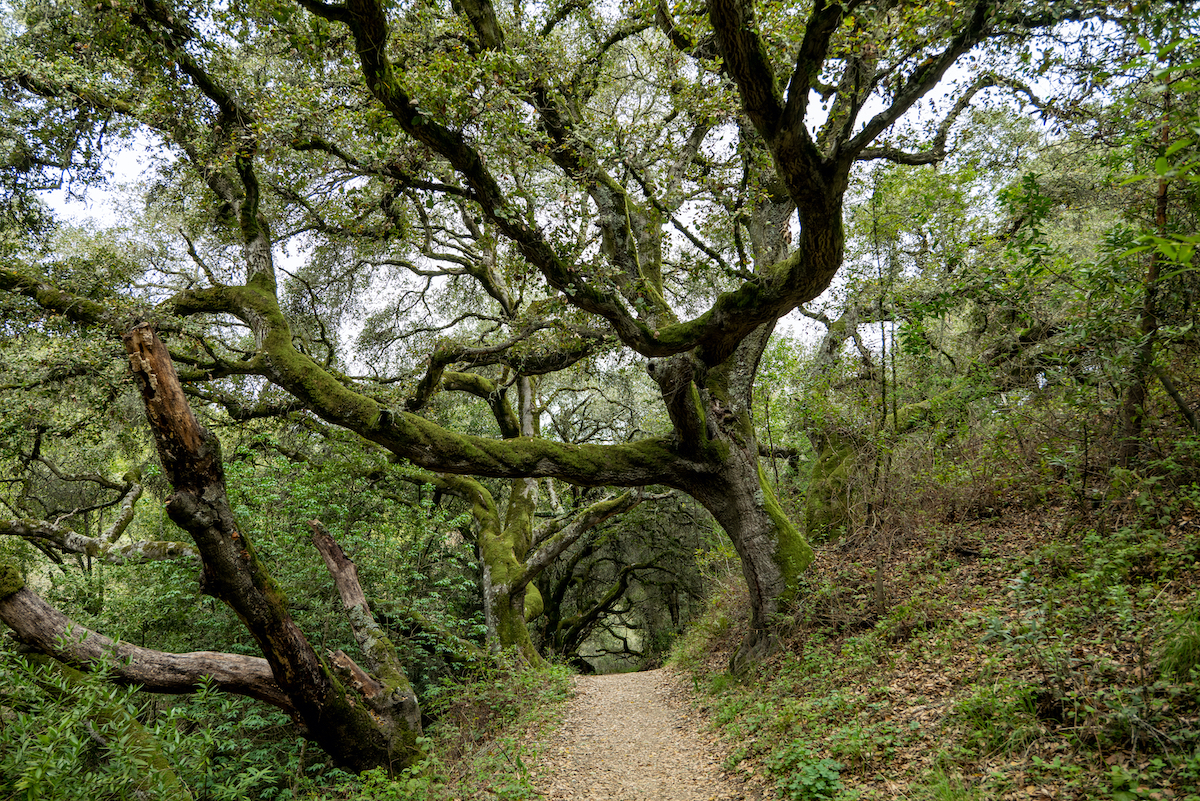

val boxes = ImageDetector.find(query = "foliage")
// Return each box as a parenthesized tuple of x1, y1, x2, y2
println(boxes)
(0, 0, 1198, 789)
(0, 642, 572, 800)
(767, 742, 850, 801)
(0, 650, 185, 800)
(1160, 614, 1200, 681)
(331, 658, 572, 801)
(671, 467, 1200, 799)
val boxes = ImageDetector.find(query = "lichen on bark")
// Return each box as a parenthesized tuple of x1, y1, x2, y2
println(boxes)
(758, 463, 813, 601)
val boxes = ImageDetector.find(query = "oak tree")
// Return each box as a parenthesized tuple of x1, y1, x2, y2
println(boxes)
(0, 0, 1152, 772)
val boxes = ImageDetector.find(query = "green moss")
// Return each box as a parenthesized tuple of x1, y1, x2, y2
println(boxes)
(488, 433, 677, 481)
(759, 464, 814, 601)
(690, 383, 709, 441)
(494, 597, 546, 667)
(524, 584, 544, 621)
(723, 280, 768, 313)
(803, 436, 855, 543)
(653, 308, 712, 350)
(242, 536, 289, 610)
(0, 558, 25, 599)
(893, 398, 934, 432)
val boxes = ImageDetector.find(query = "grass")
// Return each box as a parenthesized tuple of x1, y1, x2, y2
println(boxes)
(394, 658, 574, 800)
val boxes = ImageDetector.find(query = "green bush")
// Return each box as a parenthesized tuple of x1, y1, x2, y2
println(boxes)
(0, 651, 190, 800)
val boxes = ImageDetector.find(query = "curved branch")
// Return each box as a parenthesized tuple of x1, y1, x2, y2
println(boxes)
(519, 490, 646, 588)
(856, 74, 997, 164)
(0, 519, 199, 566)
(840, 1, 997, 163)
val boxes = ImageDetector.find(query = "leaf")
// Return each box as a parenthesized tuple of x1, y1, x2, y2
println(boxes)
(1156, 38, 1183, 60)
(1164, 138, 1193, 158)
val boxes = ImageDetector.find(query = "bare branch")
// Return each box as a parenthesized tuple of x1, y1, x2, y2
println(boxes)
(0, 565, 291, 710)
(309, 519, 422, 733)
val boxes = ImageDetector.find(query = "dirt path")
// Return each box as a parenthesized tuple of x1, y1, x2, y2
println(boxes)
(529, 668, 771, 800)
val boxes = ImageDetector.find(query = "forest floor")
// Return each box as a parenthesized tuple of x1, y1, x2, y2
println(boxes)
(527, 667, 775, 800)
(666, 500, 1200, 800)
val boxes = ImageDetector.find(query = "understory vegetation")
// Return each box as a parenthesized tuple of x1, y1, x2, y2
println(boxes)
(0, 643, 572, 800)
(674, 438, 1200, 801)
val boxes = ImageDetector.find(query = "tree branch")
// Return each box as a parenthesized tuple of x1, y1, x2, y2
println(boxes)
(308, 520, 421, 734)
(0, 562, 292, 711)
(0, 518, 199, 566)
(840, 1, 997, 163)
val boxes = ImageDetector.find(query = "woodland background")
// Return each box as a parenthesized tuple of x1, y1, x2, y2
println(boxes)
(0, 0, 1198, 798)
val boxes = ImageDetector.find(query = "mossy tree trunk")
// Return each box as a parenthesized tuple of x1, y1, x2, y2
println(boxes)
(488, 378, 546, 664)
(802, 426, 857, 543)
(651, 323, 815, 669)
(409, 465, 645, 666)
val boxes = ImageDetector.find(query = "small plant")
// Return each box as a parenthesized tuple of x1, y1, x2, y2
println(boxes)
(917, 769, 984, 801)
(344, 758, 444, 801)
(767, 741, 848, 801)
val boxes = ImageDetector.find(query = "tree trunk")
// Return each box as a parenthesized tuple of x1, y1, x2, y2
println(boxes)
(482, 476, 546, 666)
(652, 323, 815, 670)
(802, 426, 857, 543)
(309, 520, 422, 738)
(690, 436, 813, 668)
(121, 323, 420, 772)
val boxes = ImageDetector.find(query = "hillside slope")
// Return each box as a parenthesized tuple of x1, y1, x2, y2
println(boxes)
(671, 498, 1200, 801)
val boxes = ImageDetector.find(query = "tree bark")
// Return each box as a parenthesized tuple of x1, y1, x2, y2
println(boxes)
(0, 518, 199, 566)
(652, 323, 815, 670)
(121, 323, 420, 772)
(309, 520, 422, 738)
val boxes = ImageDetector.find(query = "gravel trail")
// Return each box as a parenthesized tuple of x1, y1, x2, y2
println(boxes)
(529, 668, 771, 801)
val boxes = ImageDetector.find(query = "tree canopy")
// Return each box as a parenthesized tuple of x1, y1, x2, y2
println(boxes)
(0, 0, 1181, 776)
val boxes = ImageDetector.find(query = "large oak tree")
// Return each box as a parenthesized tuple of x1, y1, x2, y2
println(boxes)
(0, 0, 1150, 771)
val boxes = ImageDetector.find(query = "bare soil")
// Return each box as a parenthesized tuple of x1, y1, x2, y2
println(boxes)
(529, 667, 773, 801)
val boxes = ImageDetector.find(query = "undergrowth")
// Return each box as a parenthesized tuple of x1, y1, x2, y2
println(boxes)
(671, 481, 1200, 801)
(0, 650, 572, 800)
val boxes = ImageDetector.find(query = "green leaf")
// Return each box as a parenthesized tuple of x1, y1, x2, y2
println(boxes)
(1156, 38, 1183, 60)
(1164, 138, 1193, 158)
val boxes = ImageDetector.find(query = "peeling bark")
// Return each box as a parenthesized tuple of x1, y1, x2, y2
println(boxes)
(117, 323, 421, 772)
